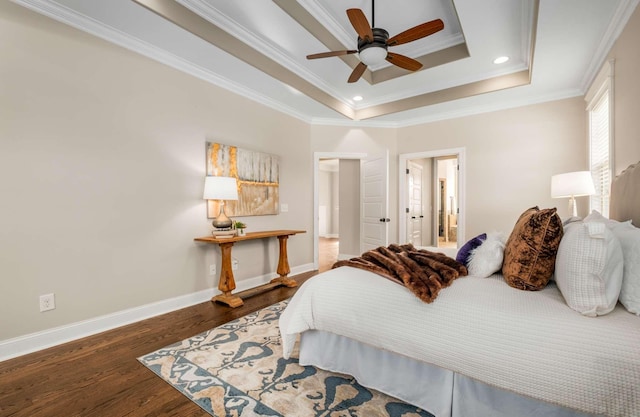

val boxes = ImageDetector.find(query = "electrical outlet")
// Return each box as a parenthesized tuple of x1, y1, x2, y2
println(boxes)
(209, 264, 217, 275)
(232, 259, 238, 271)
(39, 293, 55, 312)
(280, 203, 289, 213)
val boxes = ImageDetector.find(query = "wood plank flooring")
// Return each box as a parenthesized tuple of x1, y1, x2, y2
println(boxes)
(318, 237, 339, 272)
(0, 271, 316, 417)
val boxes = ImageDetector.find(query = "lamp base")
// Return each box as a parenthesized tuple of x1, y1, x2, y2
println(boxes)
(212, 220, 232, 229)
(212, 201, 232, 229)
(568, 195, 578, 217)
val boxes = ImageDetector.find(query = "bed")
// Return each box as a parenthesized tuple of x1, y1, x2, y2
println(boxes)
(279, 162, 640, 417)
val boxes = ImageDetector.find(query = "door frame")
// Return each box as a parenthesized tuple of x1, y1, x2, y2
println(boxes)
(398, 147, 466, 248)
(313, 152, 367, 270)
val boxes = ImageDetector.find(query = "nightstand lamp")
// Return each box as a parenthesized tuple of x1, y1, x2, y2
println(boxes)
(551, 171, 596, 217)
(203, 176, 238, 229)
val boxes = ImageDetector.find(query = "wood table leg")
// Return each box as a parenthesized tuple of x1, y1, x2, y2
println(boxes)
(270, 235, 298, 288)
(211, 241, 243, 307)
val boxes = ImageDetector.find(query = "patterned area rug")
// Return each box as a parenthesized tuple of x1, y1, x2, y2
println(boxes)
(138, 300, 434, 417)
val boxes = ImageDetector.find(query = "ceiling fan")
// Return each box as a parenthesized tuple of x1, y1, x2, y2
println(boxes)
(306, 1, 444, 83)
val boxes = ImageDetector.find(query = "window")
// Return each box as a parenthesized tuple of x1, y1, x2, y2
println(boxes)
(585, 60, 614, 217)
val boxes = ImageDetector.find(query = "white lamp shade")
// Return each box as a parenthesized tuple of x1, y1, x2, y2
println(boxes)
(359, 46, 388, 66)
(203, 176, 238, 200)
(551, 171, 596, 198)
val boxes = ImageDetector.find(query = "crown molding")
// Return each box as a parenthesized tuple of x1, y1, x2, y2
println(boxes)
(10, 0, 316, 124)
(178, 0, 354, 106)
(11, 0, 628, 129)
(580, 0, 640, 92)
(395, 88, 584, 128)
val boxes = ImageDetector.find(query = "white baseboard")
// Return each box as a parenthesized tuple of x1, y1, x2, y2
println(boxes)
(0, 263, 314, 362)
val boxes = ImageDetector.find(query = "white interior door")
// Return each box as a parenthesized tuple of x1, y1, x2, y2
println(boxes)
(361, 153, 389, 252)
(407, 161, 423, 246)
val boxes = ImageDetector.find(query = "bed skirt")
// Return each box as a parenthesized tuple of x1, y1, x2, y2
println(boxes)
(299, 330, 598, 417)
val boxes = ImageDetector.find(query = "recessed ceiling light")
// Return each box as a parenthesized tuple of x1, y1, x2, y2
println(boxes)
(353, 95, 363, 101)
(493, 56, 509, 64)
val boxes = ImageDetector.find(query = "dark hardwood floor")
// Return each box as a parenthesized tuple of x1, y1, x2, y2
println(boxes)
(0, 271, 317, 417)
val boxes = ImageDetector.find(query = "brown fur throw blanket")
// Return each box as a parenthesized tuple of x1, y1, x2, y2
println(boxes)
(333, 243, 468, 303)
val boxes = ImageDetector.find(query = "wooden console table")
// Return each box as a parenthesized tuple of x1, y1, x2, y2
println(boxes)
(194, 230, 305, 308)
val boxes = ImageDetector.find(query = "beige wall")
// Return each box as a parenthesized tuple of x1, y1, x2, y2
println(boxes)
(398, 98, 588, 239)
(336, 159, 361, 258)
(0, 2, 313, 341)
(608, 4, 640, 174)
(2, 0, 639, 350)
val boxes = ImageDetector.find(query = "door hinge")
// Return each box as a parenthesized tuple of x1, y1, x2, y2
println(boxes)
(406, 208, 410, 213)
(406, 168, 409, 174)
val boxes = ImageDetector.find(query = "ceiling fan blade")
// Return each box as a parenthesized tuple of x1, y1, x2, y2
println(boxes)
(347, 62, 368, 83)
(387, 19, 444, 46)
(307, 50, 357, 59)
(347, 8, 373, 42)
(386, 52, 423, 71)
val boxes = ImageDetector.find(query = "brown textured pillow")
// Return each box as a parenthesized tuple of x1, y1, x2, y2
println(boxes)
(502, 206, 564, 291)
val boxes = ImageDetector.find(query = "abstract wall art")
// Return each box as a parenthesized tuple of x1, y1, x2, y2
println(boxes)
(206, 142, 279, 217)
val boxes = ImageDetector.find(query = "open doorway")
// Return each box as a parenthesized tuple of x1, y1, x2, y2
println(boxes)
(314, 152, 386, 271)
(399, 148, 465, 250)
(435, 156, 458, 249)
(318, 159, 339, 272)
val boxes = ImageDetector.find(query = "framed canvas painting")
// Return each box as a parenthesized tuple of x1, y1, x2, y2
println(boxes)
(206, 142, 279, 217)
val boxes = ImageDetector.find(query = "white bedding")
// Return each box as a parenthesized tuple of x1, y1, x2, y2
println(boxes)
(279, 266, 640, 416)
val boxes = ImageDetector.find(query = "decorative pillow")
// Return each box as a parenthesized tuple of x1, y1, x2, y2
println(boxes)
(502, 206, 564, 291)
(555, 221, 623, 316)
(613, 225, 640, 315)
(456, 233, 486, 266)
(585, 210, 640, 315)
(584, 209, 624, 228)
(467, 232, 506, 278)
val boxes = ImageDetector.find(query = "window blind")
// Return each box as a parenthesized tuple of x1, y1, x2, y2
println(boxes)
(589, 91, 611, 217)
(586, 60, 613, 218)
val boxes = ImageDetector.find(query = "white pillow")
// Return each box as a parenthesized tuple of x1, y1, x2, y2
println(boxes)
(555, 220, 623, 316)
(614, 226, 640, 314)
(584, 209, 633, 229)
(585, 211, 640, 315)
(467, 232, 505, 278)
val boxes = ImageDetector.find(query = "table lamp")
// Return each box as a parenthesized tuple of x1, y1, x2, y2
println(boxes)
(551, 171, 596, 217)
(203, 176, 238, 229)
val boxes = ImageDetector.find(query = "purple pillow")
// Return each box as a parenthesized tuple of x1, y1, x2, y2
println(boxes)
(456, 233, 487, 266)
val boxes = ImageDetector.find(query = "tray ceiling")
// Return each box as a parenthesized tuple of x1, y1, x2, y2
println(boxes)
(12, 0, 639, 126)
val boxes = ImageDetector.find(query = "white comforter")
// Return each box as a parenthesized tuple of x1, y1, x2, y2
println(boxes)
(279, 266, 640, 417)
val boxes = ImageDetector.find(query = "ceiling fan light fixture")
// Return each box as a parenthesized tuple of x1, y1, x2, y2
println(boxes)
(306, 6, 443, 83)
(359, 45, 388, 66)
